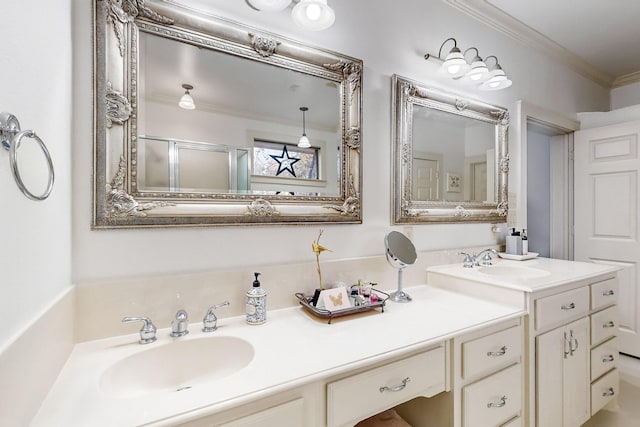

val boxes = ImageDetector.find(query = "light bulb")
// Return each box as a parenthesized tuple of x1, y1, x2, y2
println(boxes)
(291, 0, 335, 31)
(306, 4, 322, 20)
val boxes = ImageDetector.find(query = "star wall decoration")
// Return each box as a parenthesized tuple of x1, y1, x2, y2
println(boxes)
(269, 145, 301, 177)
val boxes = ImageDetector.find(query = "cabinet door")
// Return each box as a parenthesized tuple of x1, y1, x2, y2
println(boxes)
(536, 317, 589, 427)
(562, 318, 590, 427)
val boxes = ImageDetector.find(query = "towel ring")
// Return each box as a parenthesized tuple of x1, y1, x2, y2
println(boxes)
(1, 112, 55, 201)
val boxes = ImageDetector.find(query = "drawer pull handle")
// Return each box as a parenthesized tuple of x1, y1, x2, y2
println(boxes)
(487, 396, 507, 408)
(602, 387, 615, 397)
(603, 290, 615, 296)
(603, 321, 615, 328)
(379, 377, 410, 393)
(487, 346, 507, 357)
(602, 354, 615, 362)
(561, 302, 576, 310)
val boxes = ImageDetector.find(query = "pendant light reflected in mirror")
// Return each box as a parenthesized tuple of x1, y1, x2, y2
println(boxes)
(178, 84, 196, 110)
(246, 0, 292, 12)
(291, 0, 335, 31)
(298, 106, 311, 148)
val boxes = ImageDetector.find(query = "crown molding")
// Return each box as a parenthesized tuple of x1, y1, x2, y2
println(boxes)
(613, 70, 640, 88)
(443, 0, 615, 88)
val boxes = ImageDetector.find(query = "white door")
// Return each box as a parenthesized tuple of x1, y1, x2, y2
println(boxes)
(412, 158, 440, 201)
(574, 120, 640, 358)
(471, 161, 487, 202)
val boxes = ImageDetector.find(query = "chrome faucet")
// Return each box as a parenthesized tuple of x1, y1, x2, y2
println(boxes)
(202, 301, 230, 332)
(170, 309, 189, 337)
(122, 316, 157, 344)
(459, 248, 498, 268)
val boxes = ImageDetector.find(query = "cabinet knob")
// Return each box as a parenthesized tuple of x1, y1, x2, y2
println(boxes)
(487, 346, 507, 357)
(487, 396, 507, 408)
(602, 387, 615, 397)
(379, 377, 410, 393)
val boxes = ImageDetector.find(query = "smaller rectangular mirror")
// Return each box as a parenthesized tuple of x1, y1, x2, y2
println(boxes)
(391, 75, 509, 223)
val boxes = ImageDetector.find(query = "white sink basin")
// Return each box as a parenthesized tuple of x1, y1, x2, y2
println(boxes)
(100, 336, 254, 398)
(477, 265, 550, 280)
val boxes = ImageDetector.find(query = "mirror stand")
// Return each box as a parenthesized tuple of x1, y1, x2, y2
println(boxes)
(390, 268, 412, 303)
(384, 231, 418, 303)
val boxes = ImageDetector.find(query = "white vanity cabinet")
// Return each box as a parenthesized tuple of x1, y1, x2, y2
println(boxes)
(531, 275, 619, 427)
(453, 318, 524, 427)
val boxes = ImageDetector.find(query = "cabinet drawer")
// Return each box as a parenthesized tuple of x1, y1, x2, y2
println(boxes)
(462, 364, 522, 427)
(462, 325, 522, 379)
(591, 306, 618, 345)
(327, 346, 445, 427)
(591, 277, 618, 310)
(218, 398, 304, 427)
(591, 337, 618, 381)
(535, 287, 589, 330)
(591, 369, 619, 416)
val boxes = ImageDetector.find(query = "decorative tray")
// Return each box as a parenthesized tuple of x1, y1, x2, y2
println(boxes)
(498, 252, 539, 261)
(295, 289, 389, 324)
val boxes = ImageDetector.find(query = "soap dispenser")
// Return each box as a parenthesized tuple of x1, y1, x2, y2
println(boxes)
(506, 228, 523, 255)
(246, 272, 266, 325)
(521, 229, 528, 255)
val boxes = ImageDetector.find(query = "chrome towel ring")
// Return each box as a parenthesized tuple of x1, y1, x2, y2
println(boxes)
(0, 112, 54, 201)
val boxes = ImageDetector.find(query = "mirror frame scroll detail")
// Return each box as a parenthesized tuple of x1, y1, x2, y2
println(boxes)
(391, 75, 509, 224)
(93, 0, 363, 228)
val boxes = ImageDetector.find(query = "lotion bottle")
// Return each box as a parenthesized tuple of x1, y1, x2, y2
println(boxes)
(246, 272, 266, 325)
(506, 228, 523, 255)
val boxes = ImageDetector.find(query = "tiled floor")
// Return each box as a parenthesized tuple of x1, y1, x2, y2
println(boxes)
(582, 355, 640, 427)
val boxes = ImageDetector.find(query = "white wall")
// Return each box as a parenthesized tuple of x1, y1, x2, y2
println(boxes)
(0, 1, 72, 349)
(72, 0, 610, 283)
(611, 81, 640, 110)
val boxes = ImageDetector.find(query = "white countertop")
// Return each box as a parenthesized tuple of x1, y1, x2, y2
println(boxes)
(32, 285, 524, 427)
(427, 257, 619, 293)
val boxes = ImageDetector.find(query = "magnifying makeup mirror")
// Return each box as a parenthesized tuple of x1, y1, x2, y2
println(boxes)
(384, 231, 417, 303)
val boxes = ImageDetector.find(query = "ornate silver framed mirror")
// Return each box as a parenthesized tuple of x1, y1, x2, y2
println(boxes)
(391, 75, 509, 224)
(93, 0, 362, 227)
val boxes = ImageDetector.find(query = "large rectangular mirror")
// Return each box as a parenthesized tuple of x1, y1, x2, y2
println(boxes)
(391, 75, 509, 223)
(93, 0, 362, 227)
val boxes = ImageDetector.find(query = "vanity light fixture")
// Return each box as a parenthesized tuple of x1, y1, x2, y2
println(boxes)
(424, 39, 512, 90)
(464, 47, 489, 82)
(178, 84, 196, 110)
(291, 0, 335, 31)
(479, 56, 513, 90)
(298, 106, 311, 148)
(246, 0, 292, 12)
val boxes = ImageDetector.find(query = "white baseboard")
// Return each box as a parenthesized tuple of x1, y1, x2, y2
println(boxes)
(619, 353, 640, 388)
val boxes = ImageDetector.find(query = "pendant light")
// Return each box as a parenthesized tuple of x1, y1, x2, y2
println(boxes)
(298, 107, 311, 148)
(291, 0, 335, 31)
(464, 48, 489, 82)
(178, 84, 196, 110)
(246, 0, 291, 12)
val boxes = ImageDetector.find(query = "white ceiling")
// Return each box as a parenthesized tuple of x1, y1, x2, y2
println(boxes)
(445, 0, 640, 88)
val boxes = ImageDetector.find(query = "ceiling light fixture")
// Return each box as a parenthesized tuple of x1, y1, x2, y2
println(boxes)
(178, 84, 196, 110)
(298, 107, 311, 148)
(246, 0, 292, 12)
(291, 0, 335, 31)
(424, 39, 512, 90)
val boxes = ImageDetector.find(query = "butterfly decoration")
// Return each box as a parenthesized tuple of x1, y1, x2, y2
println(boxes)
(328, 292, 343, 306)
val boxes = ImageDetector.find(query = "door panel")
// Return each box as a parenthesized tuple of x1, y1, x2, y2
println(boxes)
(575, 120, 640, 357)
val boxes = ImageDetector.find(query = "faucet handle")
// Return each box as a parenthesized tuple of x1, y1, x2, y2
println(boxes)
(202, 301, 230, 332)
(459, 252, 475, 268)
(122, 316, 157, 344)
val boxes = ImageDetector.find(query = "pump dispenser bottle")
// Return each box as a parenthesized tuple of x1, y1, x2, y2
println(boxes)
(506, 228, 523, 255)
(246, 272, 266, 325)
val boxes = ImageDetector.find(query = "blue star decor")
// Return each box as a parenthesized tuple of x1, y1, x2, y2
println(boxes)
(269, 145, 301, 177)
